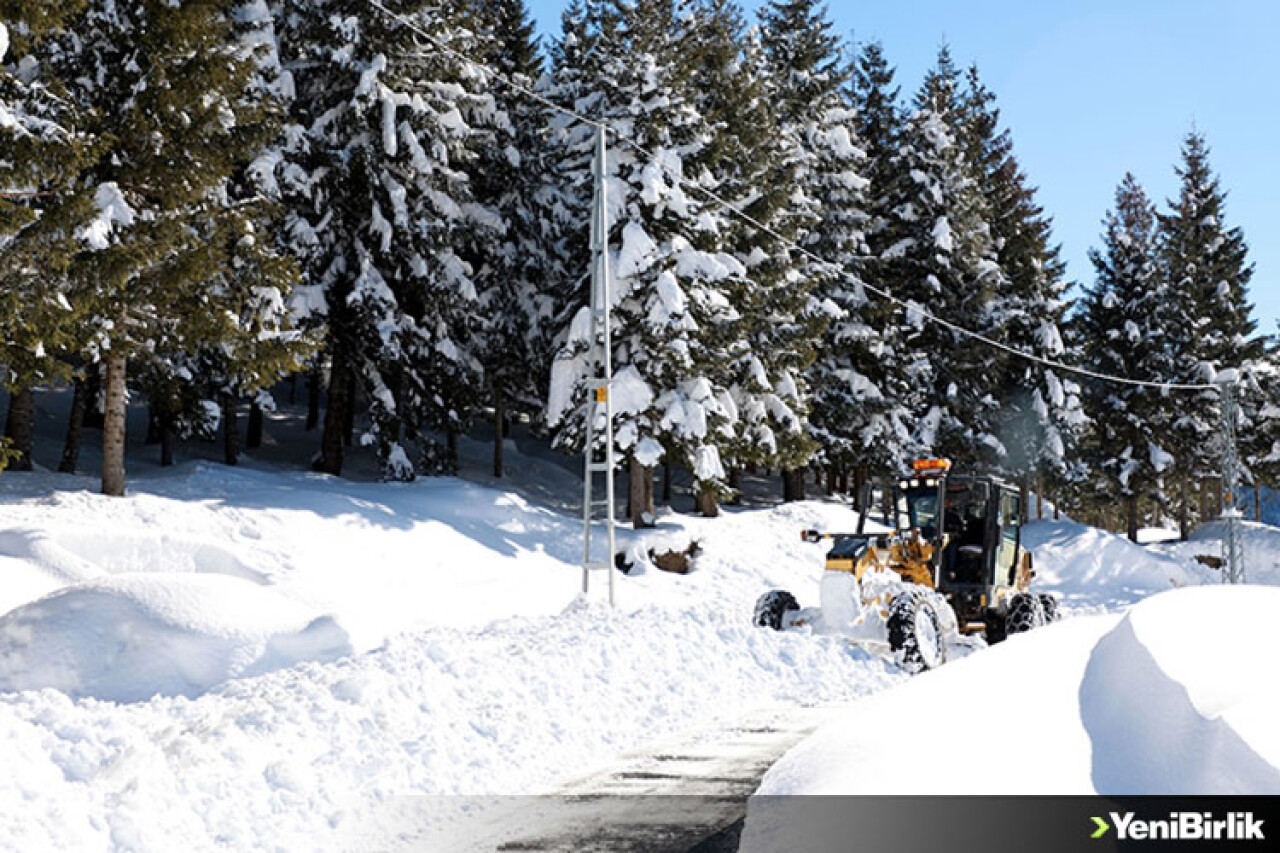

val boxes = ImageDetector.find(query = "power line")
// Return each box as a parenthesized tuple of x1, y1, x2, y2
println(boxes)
(367, 0, 1224, 394)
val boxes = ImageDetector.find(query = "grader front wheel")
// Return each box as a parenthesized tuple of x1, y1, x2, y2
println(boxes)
(888, 591, 945, 672)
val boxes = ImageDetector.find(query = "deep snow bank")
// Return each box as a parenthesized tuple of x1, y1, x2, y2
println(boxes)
(1022, 519, 1193, 610)
(0, 574, 352, 702)
(1080, 585, 1280, 793)
(743, 614, 1118, 803)
(742, 585, 1280, 850)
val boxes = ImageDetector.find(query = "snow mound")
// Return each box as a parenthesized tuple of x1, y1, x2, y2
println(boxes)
(742, 585, 1280, 843)
(0, 575, 351, 702)
(744, 614, 1115, 802)
(1080, 585, 1280, 793)
(1022, 520, 1193, 610)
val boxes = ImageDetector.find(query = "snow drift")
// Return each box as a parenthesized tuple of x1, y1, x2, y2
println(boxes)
(1080, 585, 1280, 793)
(0, 574, 351, 702)
(1022, 519, 1193, 610)
(741, 584, 1280, 853)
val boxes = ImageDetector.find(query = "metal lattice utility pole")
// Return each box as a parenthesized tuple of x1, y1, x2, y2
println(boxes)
(1218, 380, 1246, 584)
(581, 125, 617, 606)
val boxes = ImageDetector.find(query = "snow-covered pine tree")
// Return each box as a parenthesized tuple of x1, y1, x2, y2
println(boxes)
(275, 0, 496, 480)
(463, 0, 568, 478)
(1244, 346, 1280, 515)
(546, 0, 746, 526)
(0, 4, 96, 471)
(134, 1, 308, 469)
(676, 1, 808, 514)
(879, 47, 1005, 469)
(958, 66, 1085, 506)
(30, 0, 295, 496)
(1077, 174, 1177, 540)
(825, 38, 917, 497)
(755, 0, 865, 502)
(1157, 130, 1264, 533)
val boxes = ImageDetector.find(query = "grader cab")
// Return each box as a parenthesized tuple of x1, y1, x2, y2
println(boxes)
(754, 459, 1058, 671)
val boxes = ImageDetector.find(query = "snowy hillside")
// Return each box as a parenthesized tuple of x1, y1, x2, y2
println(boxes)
(0, 458, 909, 849)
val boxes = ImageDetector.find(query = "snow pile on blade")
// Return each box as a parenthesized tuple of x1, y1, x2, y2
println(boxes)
(740, 585, 1280, 851)
(0, 574, 352, 702)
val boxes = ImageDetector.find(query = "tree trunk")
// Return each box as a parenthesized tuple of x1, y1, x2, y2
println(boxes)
(728, 468, 742, 505)
(145, 405, 162, 445)
(59, 376, 89, 474)
(160, 415, 175, 467)
(446, 426, 459, 473)
(629, 455, 655, 528)
(3, 384, 35, 471)
(246, 401, 264, 450)
(83, 366, 104, 429)
(826, 467, 838, 496)
(695, 485, 719, 518)
(1178, 473, 1190, 541)
(306, 368, 321, 431)
(853, 466, 867, 512)
(1036, 478, 1044, 520)
(493, 385, 505, 478)
(101, 353, 128, 497)
(289, 373, 299, 405)
(343, 378, 357, 447)
(1126, 493, 1139, 543)
(1198, 476, 1212, 523)
(318, 358, 350, 476)
(222, 394, 240, 466)
(782, 468, 805, 503)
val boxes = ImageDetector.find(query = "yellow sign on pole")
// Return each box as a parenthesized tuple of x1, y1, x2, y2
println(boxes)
(594, 386, 608, 403)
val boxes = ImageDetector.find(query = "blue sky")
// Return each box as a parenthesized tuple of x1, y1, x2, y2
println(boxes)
(526, 0, 1279, 337)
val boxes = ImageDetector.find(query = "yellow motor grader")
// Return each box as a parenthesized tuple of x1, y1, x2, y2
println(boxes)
(753, 459, 1057, 671)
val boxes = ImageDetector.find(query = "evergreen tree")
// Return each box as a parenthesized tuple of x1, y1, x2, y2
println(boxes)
(758, 0, 870, 501)
(1078, 174, 1176, 540)
(678, 1, 805, 512)
(880, 47, 1005, 468)
(959, 66, 1084, 498)
(27, 0, 298, 496)
(546, 0, 746, 526)
(833, 39, 916, 492)
(464, 0, 566, 478)
(0, 4, 97, 471)
(275, 0, 497, 480)
(1158, 130, 1264, 531)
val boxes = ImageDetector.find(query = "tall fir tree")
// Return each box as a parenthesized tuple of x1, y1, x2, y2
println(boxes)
(464, 0, 568, 478)
(757, 0, 869, 501)
(0, 3, 97, 471)
(958, 66, 1085, 500)
(833, 39, 916, 494)
(546, 0, 747, 526)
(27, 0, 298, 495)
(1078, 174, 1177, 540)
(880, 47, 1005, 468)
(275, 0, 498, 480)
(1157, 130, 1263, 532)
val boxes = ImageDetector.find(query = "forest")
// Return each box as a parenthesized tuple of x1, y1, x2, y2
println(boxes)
(2, 0, 1276, 540)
